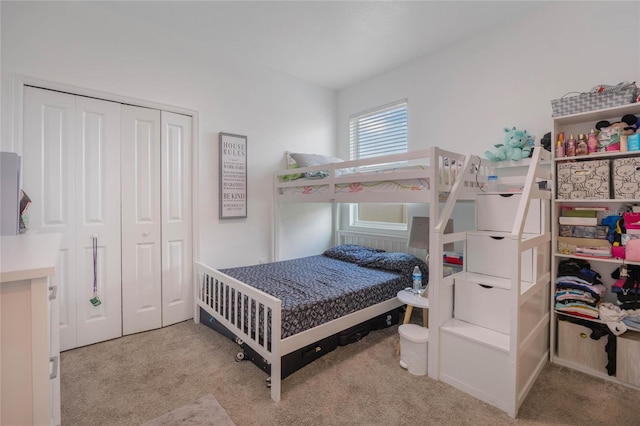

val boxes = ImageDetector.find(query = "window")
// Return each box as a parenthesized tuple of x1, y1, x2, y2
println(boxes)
(348, 100, 408, 230)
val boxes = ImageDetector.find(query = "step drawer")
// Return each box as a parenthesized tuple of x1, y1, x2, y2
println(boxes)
(454, 278, 510, 334)
(466, 234, 534, 282)
(476, 193, 547, 234)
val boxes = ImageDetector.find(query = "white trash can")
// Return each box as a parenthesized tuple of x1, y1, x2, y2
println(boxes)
(399, 324, 429, 376)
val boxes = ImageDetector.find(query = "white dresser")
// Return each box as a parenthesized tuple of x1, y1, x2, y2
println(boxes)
(1, 233, 62, 426)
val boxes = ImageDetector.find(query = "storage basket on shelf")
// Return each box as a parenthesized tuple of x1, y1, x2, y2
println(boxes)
(556, 159, 611, 200)
(551, 82, 638, 117)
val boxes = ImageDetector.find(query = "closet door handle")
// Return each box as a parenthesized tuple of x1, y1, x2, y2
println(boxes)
(49, 285, 58, 301)
(49, 356, 59, 380)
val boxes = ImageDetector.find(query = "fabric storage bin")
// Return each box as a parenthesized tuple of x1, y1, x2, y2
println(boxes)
(557, 320, 608, 373)
(399, 324, 429, 376)
(551, 83, 638, 117)
(476, 193, 546, 234)
(454, 279, 509, 334)
(466, 234, 534, 282)
(559, 225, 609, 239)
(612, 158, 640, 199)
(557, 160, 610, 200)
(617, 331, 640, 386)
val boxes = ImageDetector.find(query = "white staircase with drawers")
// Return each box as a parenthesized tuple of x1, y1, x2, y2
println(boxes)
(436, 148, 552, 418)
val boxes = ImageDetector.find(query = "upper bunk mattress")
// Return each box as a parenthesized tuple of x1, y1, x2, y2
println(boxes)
(278, 164, 430, 196)
(220, 255, 409, 338)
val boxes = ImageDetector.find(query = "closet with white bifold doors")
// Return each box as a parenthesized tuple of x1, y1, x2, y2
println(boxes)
(22, 86, 193, 351)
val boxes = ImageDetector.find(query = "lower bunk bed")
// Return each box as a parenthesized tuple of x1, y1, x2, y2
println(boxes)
(194, 244, 428, 401)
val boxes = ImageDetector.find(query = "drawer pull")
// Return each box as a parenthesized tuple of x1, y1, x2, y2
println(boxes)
(478, 284, 494, 289)
(49, 356, 59, 380)
(579, 332, 588, 339)
(49, 285, 58, 301)
(490, 236, 505, 241)
(499, 193, 515, 198)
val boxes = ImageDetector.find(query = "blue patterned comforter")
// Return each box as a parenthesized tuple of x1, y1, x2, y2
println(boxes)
(220, 255, 410, 338)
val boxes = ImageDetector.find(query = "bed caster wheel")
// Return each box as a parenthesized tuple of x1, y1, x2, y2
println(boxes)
(235, 352, 245, 362)
(235, 337, 244, 345)
(266, 377, 271, 388)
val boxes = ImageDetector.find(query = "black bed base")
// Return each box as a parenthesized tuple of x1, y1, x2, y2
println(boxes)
(199, 307, 400, 381)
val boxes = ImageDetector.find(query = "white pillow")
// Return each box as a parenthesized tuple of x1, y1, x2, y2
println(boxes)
(284, 151, 298, 169)
(290, 153, 344, 167)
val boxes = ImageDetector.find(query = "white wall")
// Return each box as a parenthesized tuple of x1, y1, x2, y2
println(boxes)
(3, 2, 640, 267)
(337, 2, 640, 160)
(0, 2, 336, 267)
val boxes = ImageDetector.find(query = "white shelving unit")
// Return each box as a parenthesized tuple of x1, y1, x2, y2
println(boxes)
(436, 147, 552, 418)
(550, 102, 640, 389)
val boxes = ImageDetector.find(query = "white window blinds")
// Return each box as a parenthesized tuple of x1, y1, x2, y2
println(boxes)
(349, 100, 408, 160)
(347, 100, 408, 231)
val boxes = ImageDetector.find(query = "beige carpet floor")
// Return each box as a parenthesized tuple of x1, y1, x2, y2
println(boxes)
(141, 394, 235, 426)
(61, 319, 640, 425)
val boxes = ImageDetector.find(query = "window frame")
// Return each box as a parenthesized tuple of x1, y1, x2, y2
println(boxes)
(347, 99, 409, 232)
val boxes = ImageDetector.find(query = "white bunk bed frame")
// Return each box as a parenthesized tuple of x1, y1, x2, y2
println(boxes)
(194, 146, 486, 402)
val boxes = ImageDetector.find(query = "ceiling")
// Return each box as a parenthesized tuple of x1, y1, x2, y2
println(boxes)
(96, 1, 545, 91)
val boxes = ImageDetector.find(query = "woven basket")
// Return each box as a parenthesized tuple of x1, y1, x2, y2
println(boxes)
(551, 83, 638, 117)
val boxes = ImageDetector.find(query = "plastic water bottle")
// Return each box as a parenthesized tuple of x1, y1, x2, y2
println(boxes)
(487, 175, 498, 192)
(412, 266, 422, 294)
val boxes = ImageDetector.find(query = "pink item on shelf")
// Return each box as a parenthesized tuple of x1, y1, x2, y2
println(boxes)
(627, 239, 640, 262)
(605, 142, 621, 152)
(625, 212, 640, 231)
(612, 246, 626, 259)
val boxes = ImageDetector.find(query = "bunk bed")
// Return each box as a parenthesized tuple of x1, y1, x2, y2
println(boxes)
(194, 146, 487, 402)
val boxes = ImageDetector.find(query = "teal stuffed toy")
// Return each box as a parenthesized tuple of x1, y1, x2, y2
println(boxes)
(485, 127, 534, 161)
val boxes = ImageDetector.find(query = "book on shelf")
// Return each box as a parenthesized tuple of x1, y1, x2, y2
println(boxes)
(558, 216, 598, 226)
(562, 206, 608, 213)
(557, 236, 611, 257)
(572, 206, 609, 212)
(557, 236, 611, 248)
(561, 208, 598, 218)
(575, 246, 612, 257)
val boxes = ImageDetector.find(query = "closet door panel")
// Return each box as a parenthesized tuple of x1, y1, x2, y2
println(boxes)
(74, 96, 122, 347)
(161, 111, 193, 326)
(22, 87, 78, 351)
(121, 105, 162, 335)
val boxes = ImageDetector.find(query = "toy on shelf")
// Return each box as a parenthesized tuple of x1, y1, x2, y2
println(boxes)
(595, 114, 638, 152)
(485, 127, 535, 162)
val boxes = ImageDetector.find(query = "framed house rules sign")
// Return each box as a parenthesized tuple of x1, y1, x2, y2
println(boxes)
(219, 132, 247, 219)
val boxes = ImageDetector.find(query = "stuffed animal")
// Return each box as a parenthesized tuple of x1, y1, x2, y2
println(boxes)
(595, 114, 638, 150)
(485, 127, 534, 162)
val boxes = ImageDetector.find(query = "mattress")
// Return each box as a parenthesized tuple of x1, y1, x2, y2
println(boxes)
(220, 255, 408, 338)
(277, 164, 430, 196)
